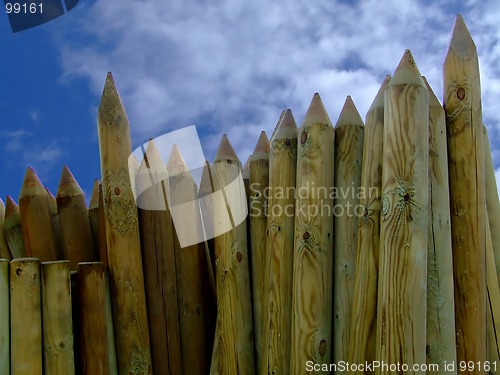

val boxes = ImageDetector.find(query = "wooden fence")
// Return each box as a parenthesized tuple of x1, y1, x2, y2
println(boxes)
(1, 14, 500, 375)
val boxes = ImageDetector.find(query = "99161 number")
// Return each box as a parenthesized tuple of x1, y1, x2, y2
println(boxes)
(5, 3, 43, 14)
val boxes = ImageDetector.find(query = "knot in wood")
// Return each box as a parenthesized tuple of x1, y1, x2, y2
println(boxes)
(303, 231, 310, 240)
(285, 139, 291, 147)
(456, 86, 466, 100)
(300, 131, 308, 145)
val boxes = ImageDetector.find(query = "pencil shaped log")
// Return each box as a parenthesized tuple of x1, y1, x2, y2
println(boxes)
(269, 110, 285, 143)
(57, 166, 97, 270)
(41, 260, 75, 374)
(168, 144, 209, 374)
(0, 200, 11, 260)
(290, 93, 335, 371)
(486, 217, 500, 370)
(0, 259, 9, 374)
(248, 130, 270, 370)
(46, 187, 64, 259)
(88, 180, 108, 263)
(424, 77, 457, 373)
(136, 140, 182, 375)
(376, 50, 429, 373)
(443, 15, 487, 366)
(333, 95, 364, 367)
(210, 134, 255, 374)
(349, 75, 390, 370)
(77, 262, 117, 375)
(4, 197, 25, 259)
(10, 258, 42, 375)
(261, 109, 298, 374)
(97, 72, 152, 374)
(19, 168, 58, 261)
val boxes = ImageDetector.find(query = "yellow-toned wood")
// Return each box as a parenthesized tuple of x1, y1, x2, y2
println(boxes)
(0, 200, 11, 260)
(46, 187, 64, 259)
(349, 76, 389, 371)
(97, 72, 152, 374)
(41, 260, 75, 374)
(88, 180, 108, 264)
(0, 259, 9, 374)
(70, 271, 83, 375)
(261, 109, 298, 374)
(486, 217, 500, 371)
(290, 93, 335, 372)
(423, 77, 457, 374)
(333, 95, 364, 368)
(10, 258, 42, 375)
(4, 196, 25, 259)
(443, 15, 487, 366)
(376, 50, 429, 374)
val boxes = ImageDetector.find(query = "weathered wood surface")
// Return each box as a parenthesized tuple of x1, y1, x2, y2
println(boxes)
(70, 271, 83, 375)
(46, 187, 64, 259)
(261, 109, 298, 374)
(376, 50, 429, 374)
(349, 75, 389, 371)
(290, 93, 335, 372)
(443, 15, 487, 367)
(88, 180, 108, 264)
(424, 77, 457, 374)
(0, 259, 9, 375)
(77, 262, 117, 375)
(333, 95, 364, 368)
(486, 217, 500, 371)
(3, 196, 25, 259)
(210, 135, 255, 374)
(10, 258, 42, 375)
(41, 260, 75, 374)
(0, 200, 11, 260)
(97, 72, 152, 374)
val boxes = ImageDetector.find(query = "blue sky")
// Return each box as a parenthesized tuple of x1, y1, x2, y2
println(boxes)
(0, 0, 499, 203)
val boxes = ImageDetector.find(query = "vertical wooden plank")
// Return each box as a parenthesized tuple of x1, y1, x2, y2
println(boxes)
(261, 109, 298, 374)
(0, 200, 11, 260)
(41, 260, 75, 374)
(97, 72, 152, 374)
(10, 258, 42, 375)
(333, 95, 364, 368)
(443, 15, 487, 367)
(376, 50, 429, 374)
(0, 259, 9, 375)
(290, 93, 335, 372)
(4, 196, 26, 259)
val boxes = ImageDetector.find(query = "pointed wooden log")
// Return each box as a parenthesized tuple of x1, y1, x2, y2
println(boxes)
(486, 216, 500, 371)
(10, 258, 42, 375)
(19, 168, 58, 261)
(57, 166, 97, 270)
(443, 15, 487, 366)
(0, 199, 11, 260)
(248, 131, 270, 371)
(333, 95, 364, 367)
(290, 93, 335, 371)
(376, 50, 429, 373)
(423, 77, 457, 373)
(349, 75, 389, 370)
(136, 140, 182, 375)
(41, 260, 75, 374)
(269, 110, 286, 143)
(77, 262, 117, 375)
(210, 134, 255, 374)
(46, 187, 64, 259)
(97, 72, 152, 374)
(261, 109, 298, 374)
(0, 259, 9, 375)
(88, 180, 108, 263)
(3, 196, 25, 259)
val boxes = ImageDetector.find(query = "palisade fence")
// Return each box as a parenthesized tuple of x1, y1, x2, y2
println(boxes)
(0, 14, 499, 375)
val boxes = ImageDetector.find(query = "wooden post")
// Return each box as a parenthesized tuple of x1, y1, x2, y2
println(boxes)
(0, 259, 9, 375)
(0, 199, 11, 260)
(77, 262, 117, 375)
(10, 258, 42, 375)
(19, 168, 58, 261)
(41, 260, 75, 374)
(443, 15, 487, 366)
(97, 72, 152, 374)
(70, 271, 83, 375)
(249, 130, 270, 370)
(333, 95, 364, 367)
(376, 50, 429, 373)
(290, 93, 335, 371)
(168, 144, 209, 374)
(269, 110, 285, 143)
(349, 75, 390, 370)
(46, 187, 64, 259)
(486, 216, 500, 371)
(423, 77, 457, 373)
(4, 196, 26, 259)
(57, 166, 97, 270)
(261, 109, 298, 374)
(210, 134, 255, 374)
(88, 179, 108, 263)
(136, 140, 182, 375)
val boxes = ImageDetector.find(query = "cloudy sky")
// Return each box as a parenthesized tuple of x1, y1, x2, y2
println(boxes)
(0, 0, 499, 202)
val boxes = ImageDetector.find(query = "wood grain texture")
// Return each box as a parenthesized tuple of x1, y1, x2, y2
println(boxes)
(0, 200, 11, 260)
(70, 271, 83, 375)
(10, 258, 42, 375)
(261, 109, 298, 374)
(486, 217, 500, 371)
(424, 77, 457, 374)
(4, 196, 25, 259)
(349, 76, 389, 372)
(443, 15, 487, 367)
(46, 187, 64, 260)
(41, 260, 75, 374)
(88, 180, 108, 264)
(97, 72, 152, 374)
(376, 50, 429, 374)
(333, 96, 364, 369)
(0, 259, 9, 375)
(290, 93, 335, 373)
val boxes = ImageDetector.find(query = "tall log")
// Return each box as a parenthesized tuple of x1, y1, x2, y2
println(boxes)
(0, 259, 9, 375)
(3, 196, 25, 259)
